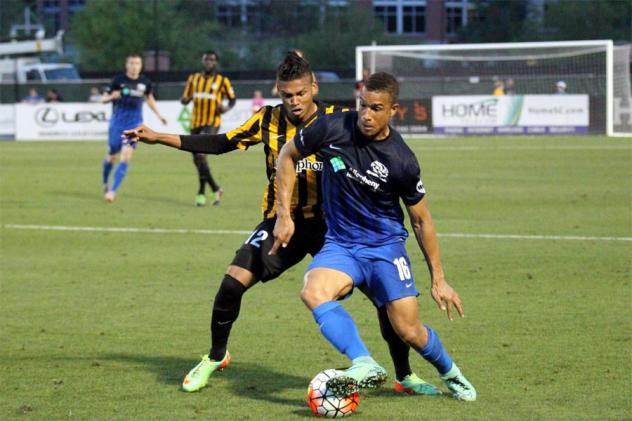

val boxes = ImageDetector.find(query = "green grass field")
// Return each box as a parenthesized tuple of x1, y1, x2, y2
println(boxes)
(1, 136, 630, 420)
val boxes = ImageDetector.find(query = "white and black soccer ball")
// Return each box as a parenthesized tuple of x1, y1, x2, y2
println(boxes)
(307, 369, 360, 418)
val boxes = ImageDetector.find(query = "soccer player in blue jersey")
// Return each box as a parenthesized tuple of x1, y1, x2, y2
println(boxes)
(272, 72, 476, 401)
(101, 54, 167, 203)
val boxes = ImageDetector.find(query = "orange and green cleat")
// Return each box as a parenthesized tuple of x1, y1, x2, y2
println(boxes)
(182, 352, 231, 392)
(394, 373, 442, 396)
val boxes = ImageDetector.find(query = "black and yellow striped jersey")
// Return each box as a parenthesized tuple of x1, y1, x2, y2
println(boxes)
(182, 72, 236, 129)
(226, 101, 348, 220)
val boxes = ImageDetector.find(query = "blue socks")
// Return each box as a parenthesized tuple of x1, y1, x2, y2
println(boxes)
(312, 301, 369, 361)
(111, 161, 129, 192)
(418, 324, 453, 375)
(102, 159, 113, 186)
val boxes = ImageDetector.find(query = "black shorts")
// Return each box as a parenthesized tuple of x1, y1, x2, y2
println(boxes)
(231, 217, 327, 283)
(190, 125, 219, 136)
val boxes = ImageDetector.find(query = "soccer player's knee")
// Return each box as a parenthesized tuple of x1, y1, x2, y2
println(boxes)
(300, 281, 327, 308)
(215, 275, 247, 304)
(393, 320, 425, 346)
(193, 154, 207, 167)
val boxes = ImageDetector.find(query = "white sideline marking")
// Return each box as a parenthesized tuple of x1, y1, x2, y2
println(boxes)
(2, 224, 631, 242)
(2, 224, 250, 236)
(413, 145, 632, 151)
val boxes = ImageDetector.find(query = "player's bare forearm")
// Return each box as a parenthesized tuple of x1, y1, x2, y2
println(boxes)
(406, 197, 445, 282)
(101, 92, 116, 103)
(269, 141, 301, 254)
(146, 95, 167, 124)
(407, 197, 464, 320)
(276, 141, 301, 218)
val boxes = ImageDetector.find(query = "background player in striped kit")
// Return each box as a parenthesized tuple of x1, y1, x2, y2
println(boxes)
(181, 51, 236, 206)
(102, 54, 167, 203)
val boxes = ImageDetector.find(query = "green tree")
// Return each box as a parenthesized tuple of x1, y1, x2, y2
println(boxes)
(70, 0, 222, 71)
(542, 0, 632, 42)
(457, 0, 533, 43)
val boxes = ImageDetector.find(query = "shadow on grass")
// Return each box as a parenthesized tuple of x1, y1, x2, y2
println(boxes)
(100, 353, 308, 408)
(51, 190, 190, 207)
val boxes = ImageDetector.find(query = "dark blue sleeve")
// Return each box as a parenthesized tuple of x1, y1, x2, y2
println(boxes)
(294, 116, 329, 157)
(143, 76, 153, 96)
(108, 75, 121, 92)
(399, 153, 426, 206)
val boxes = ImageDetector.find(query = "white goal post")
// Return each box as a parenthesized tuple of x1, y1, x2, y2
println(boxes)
(356, 40, 632, 137)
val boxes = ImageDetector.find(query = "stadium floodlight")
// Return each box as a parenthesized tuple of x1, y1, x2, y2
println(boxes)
(356, 41, 632, 137)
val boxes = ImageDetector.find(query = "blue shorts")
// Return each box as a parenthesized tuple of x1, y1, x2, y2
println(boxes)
(108, 121, 141, 155)
(307, 240, 419, 307)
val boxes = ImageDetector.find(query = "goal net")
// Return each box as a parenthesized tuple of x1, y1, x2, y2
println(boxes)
(356, 41, 631, 137)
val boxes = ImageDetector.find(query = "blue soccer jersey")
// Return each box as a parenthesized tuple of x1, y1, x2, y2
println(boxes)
(294, 111, 426, 247)
(108, 73, 153, 127)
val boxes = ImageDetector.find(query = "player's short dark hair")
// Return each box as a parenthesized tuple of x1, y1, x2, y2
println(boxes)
(126, 53, 142, 61)
(203, 50, 218, 60)
(365, 72, 399, 102)
(276, 51, 312, 82)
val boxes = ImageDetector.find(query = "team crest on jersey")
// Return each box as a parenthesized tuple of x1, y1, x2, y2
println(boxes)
(137, 83, 146, 92)
(367, 160, 389, 181)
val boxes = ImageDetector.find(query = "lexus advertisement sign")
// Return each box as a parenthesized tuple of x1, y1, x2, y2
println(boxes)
(16, 103, 112, 140)
(14, 100, 279, 141)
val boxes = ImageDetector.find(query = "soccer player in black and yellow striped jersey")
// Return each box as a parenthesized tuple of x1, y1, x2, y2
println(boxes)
(181, 50, 236, 206)
(124, 52, 431, 396)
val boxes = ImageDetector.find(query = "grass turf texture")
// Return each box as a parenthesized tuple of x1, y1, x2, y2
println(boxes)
(1, 136, 630, 420)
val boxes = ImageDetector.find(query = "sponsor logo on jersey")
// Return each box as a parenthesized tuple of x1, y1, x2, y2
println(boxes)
(416, 180, 425, 193)
(193, 92, 216, 100)
(296, 159, 323, 173)
(330, 156, 346, 172)
(347, 167, 380, 191)
(273, 158, 324, 173)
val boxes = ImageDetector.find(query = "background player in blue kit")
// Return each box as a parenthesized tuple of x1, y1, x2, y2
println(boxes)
(272, 72, 477, 401)
(101, 53, 167, 203)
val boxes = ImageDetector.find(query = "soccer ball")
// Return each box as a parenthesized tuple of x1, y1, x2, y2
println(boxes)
(307, 369, 360, 418)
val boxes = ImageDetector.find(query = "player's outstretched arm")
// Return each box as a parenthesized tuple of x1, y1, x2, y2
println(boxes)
(269, 141, 302, 255)
(406, 197, 464, 321)
(124, 124, 181, 148)
(123, 125, 238, 155)
(146, 94, 168, 125)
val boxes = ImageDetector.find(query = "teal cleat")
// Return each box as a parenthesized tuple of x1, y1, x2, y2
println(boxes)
(182, 352, 230, 392)
(394, 373, 442, 396)
(326, 357, 387, 396)
(440, 364, 476, 401)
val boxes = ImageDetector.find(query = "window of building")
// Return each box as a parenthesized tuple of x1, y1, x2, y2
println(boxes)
(402, 5, 425, 34)
(446, 6, 464, 34)
(374, 5, 397, 33)
(43, 0, 60, 9)
(217, 4, 241, 27)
